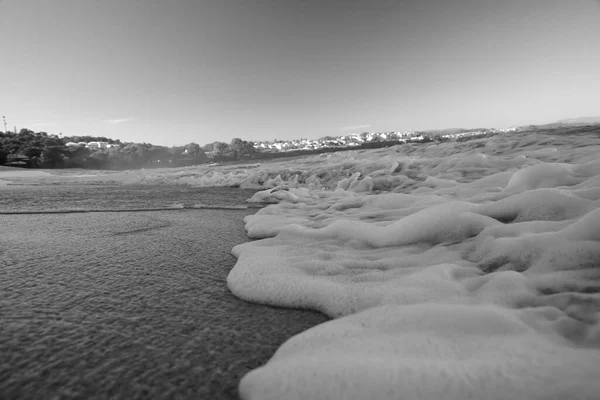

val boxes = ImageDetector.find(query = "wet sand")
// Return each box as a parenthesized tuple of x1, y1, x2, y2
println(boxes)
(0, 209, 328, 399)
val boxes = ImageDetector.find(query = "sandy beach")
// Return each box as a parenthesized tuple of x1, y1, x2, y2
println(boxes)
(0, 207, 327, 399)
(2, 126, 600, 400)
(3, 0, 600, 397)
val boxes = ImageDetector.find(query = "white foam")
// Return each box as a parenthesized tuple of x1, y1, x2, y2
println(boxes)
(239, 303, 600, 400)
(226, 130, 600, 400)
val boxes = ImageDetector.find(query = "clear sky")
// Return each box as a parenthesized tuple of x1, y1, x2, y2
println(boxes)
(1, 0, 599, 146)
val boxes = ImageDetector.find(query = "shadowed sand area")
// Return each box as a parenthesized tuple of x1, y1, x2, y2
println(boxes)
(0, 209, 328, 399)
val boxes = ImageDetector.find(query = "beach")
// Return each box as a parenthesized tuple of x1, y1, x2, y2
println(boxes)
(3, 0, 600, 397)
(0, 188, 327, 400)
(2, 127, 600, 400)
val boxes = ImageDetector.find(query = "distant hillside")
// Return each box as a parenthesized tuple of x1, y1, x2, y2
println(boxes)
(515, 122, 600, 137)
(555, 116, 600, 125)
(514, 116, 600, 132)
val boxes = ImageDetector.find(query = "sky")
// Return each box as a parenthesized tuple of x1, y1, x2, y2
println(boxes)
(1, 0, 599, 147)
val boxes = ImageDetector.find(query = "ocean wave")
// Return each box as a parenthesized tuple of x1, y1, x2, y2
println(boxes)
(226, 130, 600, 400)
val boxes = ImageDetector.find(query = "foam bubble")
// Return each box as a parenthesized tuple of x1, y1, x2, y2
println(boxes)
(227, 130, 600, 400)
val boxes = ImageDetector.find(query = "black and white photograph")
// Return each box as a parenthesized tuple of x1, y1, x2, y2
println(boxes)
(1, 1, 600, 399)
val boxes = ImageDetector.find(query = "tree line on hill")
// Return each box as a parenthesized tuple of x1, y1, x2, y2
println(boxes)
(0, 129, 259, 169)
(0, 128, 445, 170)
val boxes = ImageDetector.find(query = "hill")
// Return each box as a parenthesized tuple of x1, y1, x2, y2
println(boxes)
(556, 116, 600, 125)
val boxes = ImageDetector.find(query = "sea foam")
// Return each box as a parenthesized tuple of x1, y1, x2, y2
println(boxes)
(227, 130, 600, 400)
(2, 129, 599, 399)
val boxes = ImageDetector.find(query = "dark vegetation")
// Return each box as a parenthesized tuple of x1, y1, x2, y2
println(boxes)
(0, 129, 259, 169)
(3, 120, 598, 170)
(0, 128, 438, 170)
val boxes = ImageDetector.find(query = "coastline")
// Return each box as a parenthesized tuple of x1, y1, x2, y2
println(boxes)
(1, 202, 327, 399)
(3, 128, 600, 399)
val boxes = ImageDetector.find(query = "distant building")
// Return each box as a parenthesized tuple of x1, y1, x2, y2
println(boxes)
(64, 141, 114, 149)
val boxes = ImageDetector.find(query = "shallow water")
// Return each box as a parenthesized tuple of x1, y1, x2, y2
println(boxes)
(0, 187, 328, 400)
(3, 128, 600, 400)
(0, 185, 260, 213)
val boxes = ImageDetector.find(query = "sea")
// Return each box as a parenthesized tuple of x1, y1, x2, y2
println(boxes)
(0, 184, 328, 400)
(2, 127, 600, 400)
(0, 185, 258, 213)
